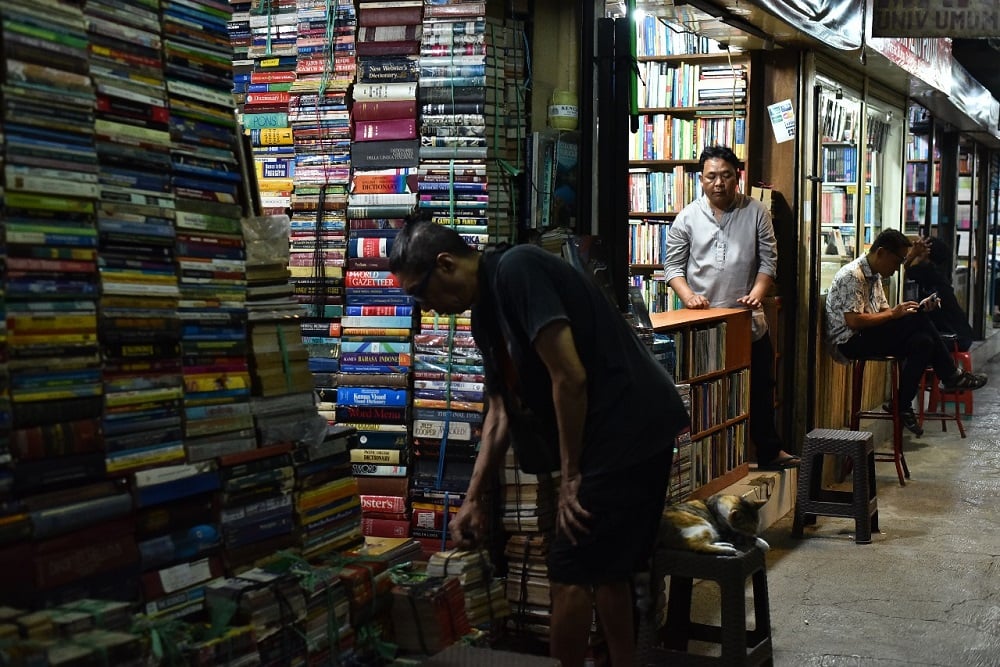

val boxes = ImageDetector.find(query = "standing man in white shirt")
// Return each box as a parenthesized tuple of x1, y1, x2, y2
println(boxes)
(664, 145, 798, 469)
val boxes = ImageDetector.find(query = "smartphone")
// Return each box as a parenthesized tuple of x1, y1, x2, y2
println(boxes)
(918, 292, 938, 311)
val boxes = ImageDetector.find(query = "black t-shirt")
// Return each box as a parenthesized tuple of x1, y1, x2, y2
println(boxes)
(472, 244, 688, 475)
(906, 262, 973, 345)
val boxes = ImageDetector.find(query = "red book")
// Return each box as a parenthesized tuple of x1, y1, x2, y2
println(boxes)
(251, 70, 297, 83)
(353, 118, 417, 142)
(360, 495, 407, 514)
(33, 518, 139, 590)
(361, 516, 411, 538)
(352, 100, 417, 121)
(356, 475, 409, 497)
(358, 6, 423, 27)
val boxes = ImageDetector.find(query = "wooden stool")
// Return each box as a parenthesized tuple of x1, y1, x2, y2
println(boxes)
(792, 428, 879, 544)
(850, 356, 909, 486)
(648, 546, 773, 666)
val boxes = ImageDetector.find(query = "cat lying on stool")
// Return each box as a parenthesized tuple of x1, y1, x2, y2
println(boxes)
(659, 493, 770, 555)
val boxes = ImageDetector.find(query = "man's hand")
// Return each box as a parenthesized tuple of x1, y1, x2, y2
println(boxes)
(556, 473, 592, 546)
(450, 497, 487, 548)
(685, 294, 710, 309)
(892, 301, 920, 318)
(736, 294, 762, 309)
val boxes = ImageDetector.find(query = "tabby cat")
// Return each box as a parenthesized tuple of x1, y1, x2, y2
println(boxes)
(659, 493, 770, 555)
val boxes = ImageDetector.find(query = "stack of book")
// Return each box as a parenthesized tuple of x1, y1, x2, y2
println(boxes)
(242, 214, 298, 317)
(3, 0, 101, 473)
(0, 604, 144, 665)
(241, 0, 297, 214)
(417, 0, 489, 248)
(0, 482, 139, 607)
(292, 425, 363, 559)
(162, 0, 254, 464)
(483, 16, 527, 243)
(427, 549, 509, 628)
(389, 574, 471, 655)
(84, 0, 187, 478)
(327, 555, 394, 642)
(205, 568, 308, 662)
(503, 451, 557, 641)
(409, 312, 484, 556)
(346, 534, 423, 567)
(132, 461, 223, 620)
(258, 554, 355, 663)
(295, 466, 363, 560)
(287, 0, 357, 410)
(217, 443, 297, 571)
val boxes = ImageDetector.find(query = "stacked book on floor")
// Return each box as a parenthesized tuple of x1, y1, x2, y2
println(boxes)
(165, 0, 254, 465)
(85, 0, 187, 479)
(503, 450, 558, 641)
(390, 572, 471, 656)
(409, 312, 484, 557)
(343, 0, 422, 543)
(427, 549, 509, 628)
(0, 0, 126, 608)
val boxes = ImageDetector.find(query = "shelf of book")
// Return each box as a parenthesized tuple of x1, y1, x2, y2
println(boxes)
(652, 308, 751, 501)
(629, 25, 751, 319)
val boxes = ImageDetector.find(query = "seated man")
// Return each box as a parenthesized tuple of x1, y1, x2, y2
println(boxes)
(825, 229, 987, 436)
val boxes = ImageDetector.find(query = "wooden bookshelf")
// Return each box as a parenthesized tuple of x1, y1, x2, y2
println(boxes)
(629, 29, 752, 316)
(653, 308, 752, 500)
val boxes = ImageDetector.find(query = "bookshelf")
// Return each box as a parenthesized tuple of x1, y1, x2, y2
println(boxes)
(651, 308, 752, 500)
(628, 17, 751, 314)
(904, 103, 939, 236)
(817, 79, 862, 274)
(955, 137, 978, 312)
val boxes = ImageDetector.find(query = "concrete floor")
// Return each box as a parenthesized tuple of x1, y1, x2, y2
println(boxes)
(740, 354, 1000, 666)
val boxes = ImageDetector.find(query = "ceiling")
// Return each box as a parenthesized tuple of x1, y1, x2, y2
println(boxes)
(952, 39, 1000, 104)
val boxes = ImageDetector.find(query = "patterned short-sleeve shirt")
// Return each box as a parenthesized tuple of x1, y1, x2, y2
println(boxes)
(825, 255, 888, 345)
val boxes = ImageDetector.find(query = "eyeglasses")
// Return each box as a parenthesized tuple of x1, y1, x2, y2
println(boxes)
(407, 265, 435, 303)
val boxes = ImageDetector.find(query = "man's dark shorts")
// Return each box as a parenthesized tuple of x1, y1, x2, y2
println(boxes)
(547, 449, 672, 585)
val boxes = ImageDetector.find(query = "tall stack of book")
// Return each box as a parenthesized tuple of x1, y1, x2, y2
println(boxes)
(242, 0, 298, 215)
(292, 424, 364, 559)
(163, 0, 255, 463)
(342, 1, 422, 544)
(409, 312, 483, 558)
(484, 16, 526, 243)
(0, 1, 131, 606)
(288, 0, 356, 414)
(417, 0, 489, 250)
(503, 451, 558, 641)
(85, 0, 187, 479)
(133, 461, 223, 620)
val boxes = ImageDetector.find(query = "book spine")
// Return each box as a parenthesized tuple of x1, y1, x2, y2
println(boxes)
(360, 495, 408, 514)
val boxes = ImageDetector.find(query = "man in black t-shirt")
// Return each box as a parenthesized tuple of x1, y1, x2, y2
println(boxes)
(390, 220, 688, 667)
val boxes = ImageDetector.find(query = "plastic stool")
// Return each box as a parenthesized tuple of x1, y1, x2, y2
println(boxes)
(648, 546, 773, 666)
(918, 367, 967, 438)
(792, 428, 879, 544)
(849, 356, 909, 486)
(926, 348, 974, 416)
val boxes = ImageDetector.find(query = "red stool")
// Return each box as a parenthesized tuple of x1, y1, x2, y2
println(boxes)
(917, 365, 967, 438)
(850, 356, 909, 486)
(926, 347, 974, 416)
